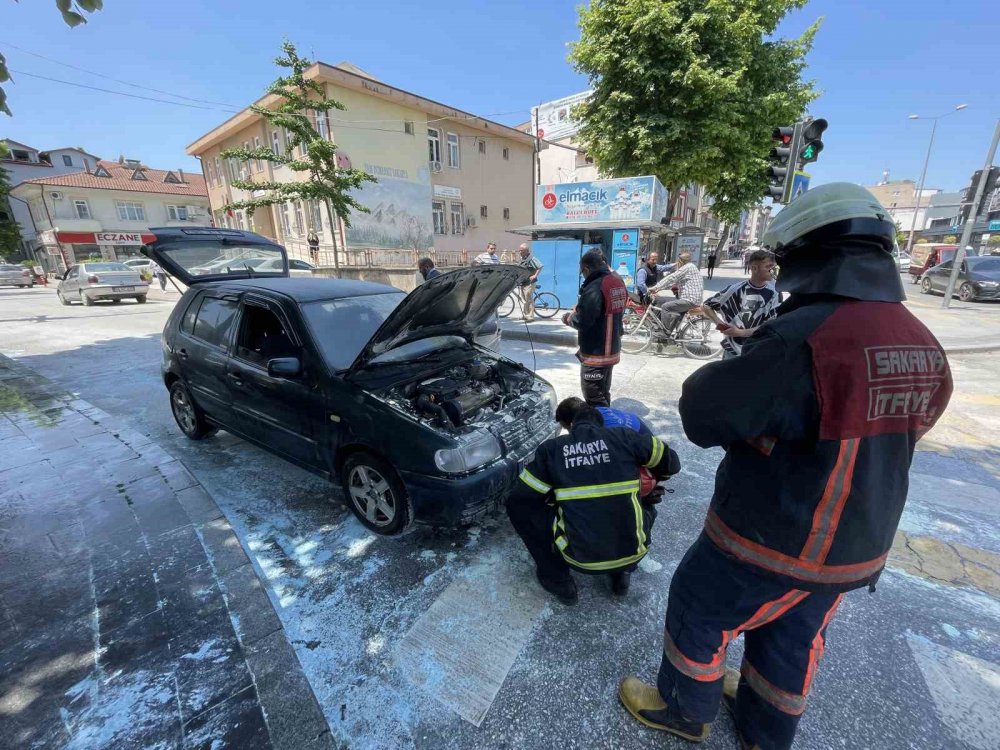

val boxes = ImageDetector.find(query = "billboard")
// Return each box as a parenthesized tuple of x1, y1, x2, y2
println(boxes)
(535, 176, 668, 225)
(530, 90, 592, 142)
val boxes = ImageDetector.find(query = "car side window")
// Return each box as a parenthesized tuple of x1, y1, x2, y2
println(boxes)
(939, 261, 952, 272)
(235, 304, 298, 368)
(180, 295, 202, 335)
(290, 260, 310, 270)
(66, 265, 79, 279)
(191, 297, 238, 349)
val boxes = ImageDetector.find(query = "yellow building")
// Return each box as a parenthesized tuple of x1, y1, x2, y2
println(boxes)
(186, 62, 537, 266)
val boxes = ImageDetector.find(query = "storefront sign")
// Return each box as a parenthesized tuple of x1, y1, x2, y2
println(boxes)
(530, 91, 592, 142)
(433, 185, 462, 200)
(535, 176, 668, 225)
(56, 231, 156, 245)
(676, 233, 705, 267)
(612, 230, 638, 251)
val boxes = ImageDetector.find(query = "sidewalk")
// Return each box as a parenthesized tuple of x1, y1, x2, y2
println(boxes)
(0, 356, 332, 749)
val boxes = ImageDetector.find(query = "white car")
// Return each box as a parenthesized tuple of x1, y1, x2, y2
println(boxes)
(252, 257, 317, 277)
(123, 258, 153, 271)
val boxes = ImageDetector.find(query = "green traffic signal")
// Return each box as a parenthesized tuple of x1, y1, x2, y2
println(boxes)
(802, 144, 816, 160)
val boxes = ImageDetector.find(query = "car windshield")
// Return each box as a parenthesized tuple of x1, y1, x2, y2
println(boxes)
(368, 336, 469, 365)
(301, 292, 407, 370)
(156, 241, 285, 277)
(0, 264, 21, 271)
(83, 263, 130, 272)
(968, 258, 1000, 273)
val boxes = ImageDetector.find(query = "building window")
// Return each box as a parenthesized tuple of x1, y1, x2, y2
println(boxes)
(167, 205, 189, 221)
(242, 142, 251, 179)
(478, 140, 486, 155)
(11, 149, 32, 162)
(234, 210, 246, 231)
(432, 201, 446, 235)
(480, 205, 488, 219)
(279, 203, 291, 235)
(116, 201, 145, 221)
(84, 158, 92, 172)
(73, 200, 91, 219)
(215, 157, 223, 185)
(404, 120, 414, 136)
(502, 147, 510, 160)
(450, 202, 464, 234)
(284, 128, 294, 155)
(315, 110, 330, 140)
(447, 133, 460, 168)
(310, 200, 323, 232)
(62, 155, 73, 167)
(428, 127, 441, 163)
(272, 131, 282, 157)
(229, 158, 240, 182)
(253, 136, 263, 172)
(503, 207, 510, 220)
(213, 210, 225, 228)
(294, 201, 305, 235)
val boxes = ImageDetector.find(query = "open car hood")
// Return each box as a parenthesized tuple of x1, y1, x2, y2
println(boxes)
(140, 227, 289, 285)
(351, 265, 530, 371)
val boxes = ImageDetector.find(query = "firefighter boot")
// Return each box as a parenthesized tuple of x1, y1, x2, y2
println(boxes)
(610, 570, 631, 596)
(537, 573, 578, 605)
(618, 677, 710, 742)
(721, 667, 757, 750)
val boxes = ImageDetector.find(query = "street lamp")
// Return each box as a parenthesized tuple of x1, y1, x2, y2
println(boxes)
(904, 104, 968, 256)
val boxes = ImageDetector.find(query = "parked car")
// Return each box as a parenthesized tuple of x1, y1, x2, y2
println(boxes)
(144, 227, 557, 534)
(920, 256, 1000, 301)
(907, 243, 976, 284)
(252, 257, 316, 277)
(56, 262, 150, 305)
(0, 263, 34, 288)
(123, 258, 153, 271)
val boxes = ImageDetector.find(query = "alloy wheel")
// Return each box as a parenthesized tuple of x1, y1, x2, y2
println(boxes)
(171, 387, 197, 435)
(348, 465, 396, 527)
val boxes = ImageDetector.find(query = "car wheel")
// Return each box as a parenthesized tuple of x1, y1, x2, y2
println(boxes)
(111, 299, 122, 305)
(136, 295, 147, 304)
(959, 283, 975, 302)
(57, 290, 71, 306)
(341, 451, 412, 535)
(17, 284, 26, 288)
(80, 291, 94, 306)
(169, 381, 217, 440)
(920, 277, 933, 294)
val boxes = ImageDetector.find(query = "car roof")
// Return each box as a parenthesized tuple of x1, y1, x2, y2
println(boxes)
(202, 277, 402, 302)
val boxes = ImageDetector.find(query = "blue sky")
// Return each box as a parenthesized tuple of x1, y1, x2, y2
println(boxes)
(1, 0, 996, 194)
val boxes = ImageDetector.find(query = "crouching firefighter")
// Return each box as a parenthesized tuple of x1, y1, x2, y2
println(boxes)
(618, 183, 953, 749)
(507, 405, 680, 605)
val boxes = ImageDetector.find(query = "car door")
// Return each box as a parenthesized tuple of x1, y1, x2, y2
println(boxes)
(931, 260, 952, 292)
(176, 292, 240, 426)
(62, 265, 80, 295)
(225, 296, 325, 469)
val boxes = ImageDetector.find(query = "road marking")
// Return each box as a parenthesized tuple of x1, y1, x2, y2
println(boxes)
(906, 632, 1000, 750)
(394, 560, 547, 727)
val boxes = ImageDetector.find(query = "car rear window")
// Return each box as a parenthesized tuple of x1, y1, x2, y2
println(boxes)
(83, 263, 131, 272)
(190, 297, 238, 348)
(969, 258, 1000, 272)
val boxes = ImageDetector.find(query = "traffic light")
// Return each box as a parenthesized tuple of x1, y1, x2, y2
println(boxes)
(767, 124, 800, 202)
(799, 118, 828, 164)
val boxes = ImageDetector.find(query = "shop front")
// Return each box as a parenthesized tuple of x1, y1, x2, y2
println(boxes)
(37, 231, 156, 269)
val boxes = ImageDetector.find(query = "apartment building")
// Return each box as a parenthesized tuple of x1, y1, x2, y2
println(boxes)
(186, 62, 537, 260)
(11, 157, 208, 271)
(866, 179, 940, 235)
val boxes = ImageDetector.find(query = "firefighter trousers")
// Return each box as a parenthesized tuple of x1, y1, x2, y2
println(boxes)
(657, 535, 844, 750)
(580, 364, 613, 406)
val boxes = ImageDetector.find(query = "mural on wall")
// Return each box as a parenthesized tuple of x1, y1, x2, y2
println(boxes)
(344, 157, 434, 251)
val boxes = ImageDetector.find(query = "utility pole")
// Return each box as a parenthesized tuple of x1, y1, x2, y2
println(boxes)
(942, 118, 1000, 308)
(905, 119, 936, 256)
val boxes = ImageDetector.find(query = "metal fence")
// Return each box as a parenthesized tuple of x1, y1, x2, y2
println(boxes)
(283, 239, 480, 270)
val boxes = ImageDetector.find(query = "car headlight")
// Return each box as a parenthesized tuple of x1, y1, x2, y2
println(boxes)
(434, 431, 502, 474)
(543, 386, 558, 419)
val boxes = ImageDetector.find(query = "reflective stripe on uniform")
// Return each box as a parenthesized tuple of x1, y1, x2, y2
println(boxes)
(644, 437, 665, 468)
(801, 439, 860, 562)
(741, 659, 808, 716)
(803, 593, 845, 695)
(663, 629, 727, 682)
(557, 546, 647, 571)
(519, 468, 551, 494)
(554, 480, 640, 501)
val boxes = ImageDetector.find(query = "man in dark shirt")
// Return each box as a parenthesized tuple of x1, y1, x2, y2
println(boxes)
(635, 252, 672, 300)
(418, 257, 442, 281)
(703, 249, 781, 358)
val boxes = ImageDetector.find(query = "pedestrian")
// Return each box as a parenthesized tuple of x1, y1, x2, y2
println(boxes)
(617, 183, 953, 750)
(474, 242, 500, 265)
(307, 230, 320, 265)
(560, 250, 627, 406)
(150, 260, 167, 292)
(517, 243, 543, 321)
(507, 404, 680, 604)
(706, 245, 719, 279)
(635, 252, 671, 302)
(418, 256, 441, 281)
(702, 249, 781, 359)
(649, 251, 703, 336)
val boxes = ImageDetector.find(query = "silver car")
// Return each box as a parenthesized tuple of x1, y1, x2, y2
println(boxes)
(0, 263, 34, 288)
(56, 261, 150, 306)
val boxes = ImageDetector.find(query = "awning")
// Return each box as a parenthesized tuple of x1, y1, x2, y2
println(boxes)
(55, 231, 157, 245)
(511, 220, 676, 236)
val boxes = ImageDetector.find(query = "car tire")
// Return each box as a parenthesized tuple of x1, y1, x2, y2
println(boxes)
(111, 299, 122, 305)
(136, 295, 147, 304)
(81, 292, 94, 306)
(959, 283, 975, 302)
(57, 290, 71, 306)
(920, 277, 933, 294)
(169, 381, 217, 440)
(341, 451, 413, 535)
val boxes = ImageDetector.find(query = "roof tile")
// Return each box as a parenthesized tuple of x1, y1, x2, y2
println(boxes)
(20, 160, 207, 197)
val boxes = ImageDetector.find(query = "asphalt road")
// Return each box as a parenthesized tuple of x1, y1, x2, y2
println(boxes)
(2, 284, 999, 750)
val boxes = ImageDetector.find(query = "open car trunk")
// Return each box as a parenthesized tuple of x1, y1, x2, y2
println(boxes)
(140, 227, 289, 285)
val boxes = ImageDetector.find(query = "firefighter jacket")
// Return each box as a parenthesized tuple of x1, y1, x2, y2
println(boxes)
(569, 269, 627, 366)
(514, 422, 681, 572)
(679, 294, 953, 593)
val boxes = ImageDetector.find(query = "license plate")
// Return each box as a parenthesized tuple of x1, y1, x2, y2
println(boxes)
(112, 286, 134, 292)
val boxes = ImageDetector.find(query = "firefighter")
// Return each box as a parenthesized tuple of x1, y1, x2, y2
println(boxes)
(561, 250, 628, 406)
(507, 405, 680, 604)
(618, 183, 953, 749)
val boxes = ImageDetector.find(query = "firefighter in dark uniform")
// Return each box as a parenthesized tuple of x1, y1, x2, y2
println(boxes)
(618, 183, 953, 749)
(507, 405, 680, 604)
(562, 249, 628, 406)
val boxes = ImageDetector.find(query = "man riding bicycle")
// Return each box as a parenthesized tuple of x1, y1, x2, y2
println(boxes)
(649, 252, 704, 335)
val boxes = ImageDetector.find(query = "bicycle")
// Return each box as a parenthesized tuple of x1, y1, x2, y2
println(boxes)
(620, 297, 723, 360)
(498, 284, 561, 319)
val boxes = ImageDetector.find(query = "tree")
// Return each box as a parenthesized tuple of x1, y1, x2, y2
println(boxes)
(0, 143, 21, 257)
(220, 41, 375, 269)
(2, 2, 104, 116)
(894, 221, 907, 248)
(569, 0, 821, 223)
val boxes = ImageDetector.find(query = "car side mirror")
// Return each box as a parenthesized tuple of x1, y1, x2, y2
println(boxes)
(267, 357, 302, 378)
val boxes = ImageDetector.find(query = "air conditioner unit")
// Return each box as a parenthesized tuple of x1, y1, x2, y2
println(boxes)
(49, 191, 63, 200)
(466, 216, 477, 228)
(429, 160, 443, 173)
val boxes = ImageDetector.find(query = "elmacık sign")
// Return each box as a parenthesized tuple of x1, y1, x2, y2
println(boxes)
(536, 176, 669, 225)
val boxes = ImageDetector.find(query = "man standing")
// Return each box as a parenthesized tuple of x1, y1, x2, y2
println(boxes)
(418, 256, 442, 281)
(474, 242, 500, 265)
(517, 243, 543, 321)
(507, 405, 680, 603)
(635, 252, 671, 300)
(307, 230, 320, 265)
(618, 184, 953, 749)
(706, 245, 719, 280)
(561, 250, 627, 406)
(649, 251, 704, 335)
(149, 260, 167, 292)
(703, 249, 781, 358)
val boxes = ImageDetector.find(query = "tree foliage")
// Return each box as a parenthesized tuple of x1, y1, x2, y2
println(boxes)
(569, 0, 821, 223)
(220, 41, 375, 234)
(3, 2, 104, 116)
(0, 143, 21, 256)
